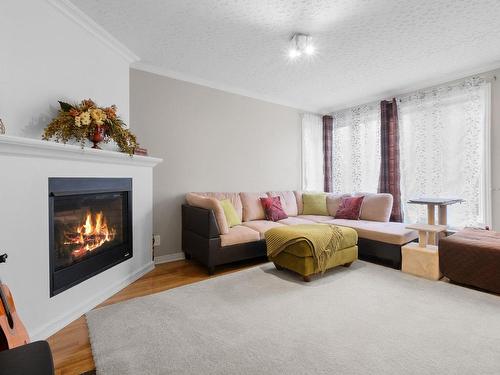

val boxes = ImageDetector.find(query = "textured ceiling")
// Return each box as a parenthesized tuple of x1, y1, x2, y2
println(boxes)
(70, 0, 500, 113)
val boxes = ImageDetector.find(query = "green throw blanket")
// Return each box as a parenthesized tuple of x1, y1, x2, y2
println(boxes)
(265, 224, 344, 274)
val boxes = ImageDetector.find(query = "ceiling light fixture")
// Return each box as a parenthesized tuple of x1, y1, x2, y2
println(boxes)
(288, 33, 315, 59)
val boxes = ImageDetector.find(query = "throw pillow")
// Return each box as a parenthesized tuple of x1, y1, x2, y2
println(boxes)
(260, 196, 288, 222)
(334, 196, 365, 220)
(220, 199, 241, 227)
(302, 193, 328, 216)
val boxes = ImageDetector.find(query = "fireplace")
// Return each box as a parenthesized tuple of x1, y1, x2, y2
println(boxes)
(49, 178, 132, 296)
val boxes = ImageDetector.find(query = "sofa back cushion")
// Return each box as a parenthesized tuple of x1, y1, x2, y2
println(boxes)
(186, 193, 229, 234)
(240, 192, 268, 221)
(294, 191, 304, 214)
(267, 191, 298, 216)
(355, 192, 393, 222)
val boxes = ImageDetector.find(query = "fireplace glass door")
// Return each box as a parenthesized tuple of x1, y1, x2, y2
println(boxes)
(53, 192, 126, 270)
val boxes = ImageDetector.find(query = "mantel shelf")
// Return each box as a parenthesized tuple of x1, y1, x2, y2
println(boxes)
(0, 135, 162, 167)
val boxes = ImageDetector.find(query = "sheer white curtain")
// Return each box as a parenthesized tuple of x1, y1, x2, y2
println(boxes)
(398, 78, 491, 227)
(301, 113, 323, 191)
(331, 103, 381, 194)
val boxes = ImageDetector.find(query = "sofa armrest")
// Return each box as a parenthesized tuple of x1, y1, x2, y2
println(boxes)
(182, 204, 220, 239)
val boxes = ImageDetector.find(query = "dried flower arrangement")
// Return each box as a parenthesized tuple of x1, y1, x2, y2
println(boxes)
(42, 99, 138, 155)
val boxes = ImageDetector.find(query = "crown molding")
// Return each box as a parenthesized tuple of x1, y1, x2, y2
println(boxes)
(47, 0, 140, 63)
(131, 61, 314, 113)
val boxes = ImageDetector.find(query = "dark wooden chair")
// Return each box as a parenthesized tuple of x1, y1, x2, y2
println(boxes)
(0, 341, 54, 375)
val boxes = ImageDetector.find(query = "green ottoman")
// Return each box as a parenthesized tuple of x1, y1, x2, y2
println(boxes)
(267, 225, 358, 282)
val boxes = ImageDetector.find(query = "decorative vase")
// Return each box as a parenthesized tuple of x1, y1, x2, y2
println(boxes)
(89, 125, 105, 149)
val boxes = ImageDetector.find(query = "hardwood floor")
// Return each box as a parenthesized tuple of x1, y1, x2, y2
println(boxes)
(47, 258, 266, 375)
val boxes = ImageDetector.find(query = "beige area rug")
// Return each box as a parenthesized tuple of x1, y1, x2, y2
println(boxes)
(86, 261, 500, 375)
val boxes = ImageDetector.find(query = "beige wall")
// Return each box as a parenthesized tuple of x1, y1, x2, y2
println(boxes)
(130, 66, 500, 258)
(130, 69, 302, 257)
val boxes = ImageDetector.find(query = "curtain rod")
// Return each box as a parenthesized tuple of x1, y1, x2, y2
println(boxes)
(324, 72, 497, 115)
(395, 74, 495, 103)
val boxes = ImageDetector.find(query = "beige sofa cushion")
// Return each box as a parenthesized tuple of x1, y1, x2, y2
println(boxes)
(240, 192, 268, 221)
(194, 192, 243, 221)
(294, 191, 303, 214)
(220, 225, 260, 247)
(242, 220, 284, 239)
(277, 216, 316, 225)
(267, 191, 298, 216)
(186, 193, 229, 235)
(297, 215, 335, 223)
(355, 193, 393, 222)
(326, 218, 417, 245)
(326, 194, 350, 216)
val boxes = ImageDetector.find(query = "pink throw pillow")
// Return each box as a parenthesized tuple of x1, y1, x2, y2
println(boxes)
(260, 196, 288, 222)
(334, 196, 365, 220)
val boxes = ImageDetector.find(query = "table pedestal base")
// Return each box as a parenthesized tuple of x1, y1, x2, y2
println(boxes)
(402, 243, 441, 281)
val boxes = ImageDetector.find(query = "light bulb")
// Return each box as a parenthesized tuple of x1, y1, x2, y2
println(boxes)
(304, 44, 315, 55)
(289, 48, 301, 59)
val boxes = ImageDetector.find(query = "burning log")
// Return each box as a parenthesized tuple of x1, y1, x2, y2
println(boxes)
(64, 211, 116, 258)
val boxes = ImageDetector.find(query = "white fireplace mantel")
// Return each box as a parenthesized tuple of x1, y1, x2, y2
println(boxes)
(0, 134, 162, 167)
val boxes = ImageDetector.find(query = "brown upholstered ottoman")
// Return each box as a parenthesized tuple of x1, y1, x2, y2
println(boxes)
(439, 228, 500, 294)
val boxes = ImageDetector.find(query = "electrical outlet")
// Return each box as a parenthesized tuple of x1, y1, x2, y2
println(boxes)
(153, 234, 161, 247)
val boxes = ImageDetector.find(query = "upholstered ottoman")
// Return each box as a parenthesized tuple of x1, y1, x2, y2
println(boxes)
(266, 225, 358, 281)
(439, 228, 500, 294)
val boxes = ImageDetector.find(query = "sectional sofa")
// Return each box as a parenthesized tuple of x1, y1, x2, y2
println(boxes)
(182, 191, 418, 274)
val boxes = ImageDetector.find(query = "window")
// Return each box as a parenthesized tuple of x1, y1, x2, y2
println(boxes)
(331, 103, 381, 194)
(301, 77, 491, 228)
(301, 113, 323, 191)
(398, 78, 491, 227)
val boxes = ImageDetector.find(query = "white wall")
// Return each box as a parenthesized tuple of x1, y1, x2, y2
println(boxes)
(130, 68, 302, 257)
(0, 0, 131, 139)
(0, 0, 156, 340)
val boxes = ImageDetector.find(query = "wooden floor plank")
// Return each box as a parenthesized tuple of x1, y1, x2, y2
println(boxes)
(47, 258, 266, 374)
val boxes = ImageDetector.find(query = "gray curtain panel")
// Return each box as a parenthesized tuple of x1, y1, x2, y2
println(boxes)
(322, 115, 333, 193)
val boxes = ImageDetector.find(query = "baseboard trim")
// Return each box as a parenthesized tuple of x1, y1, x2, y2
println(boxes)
(31, 261, 155, 341)
(154, 252, 185, 264)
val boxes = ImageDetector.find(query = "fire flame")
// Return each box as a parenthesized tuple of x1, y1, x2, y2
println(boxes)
(64, 211, 116, 258)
